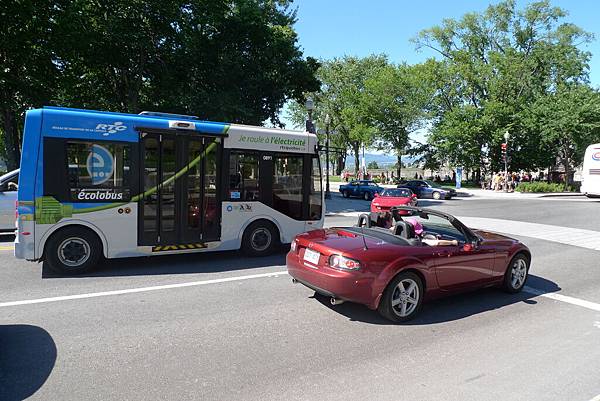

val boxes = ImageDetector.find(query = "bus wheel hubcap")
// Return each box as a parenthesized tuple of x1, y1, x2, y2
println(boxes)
(58, 237, 91, 267)
(251, 228, 271, 252)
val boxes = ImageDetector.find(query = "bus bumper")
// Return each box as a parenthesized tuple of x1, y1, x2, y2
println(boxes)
(14, 219, 36, 260)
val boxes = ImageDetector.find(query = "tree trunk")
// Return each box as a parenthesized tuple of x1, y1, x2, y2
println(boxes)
(336, 151, 346, 175)
(396, 154, 402, 179)
(2, 109, 21, 170)
(352, 143, 360, 176)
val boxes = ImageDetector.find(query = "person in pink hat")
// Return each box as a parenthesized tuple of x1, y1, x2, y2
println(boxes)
(404, 218, 458, 247)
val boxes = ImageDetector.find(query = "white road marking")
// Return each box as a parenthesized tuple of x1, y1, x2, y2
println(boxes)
(0, 270, 289, 308)
(524, 286, 600, 312)
(325, 212, 600, 252)
(457, 216, 600, 252)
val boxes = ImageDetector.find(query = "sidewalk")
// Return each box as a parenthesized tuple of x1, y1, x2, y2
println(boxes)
(460, 188, 584, 199)
(326, 181, 583, 199)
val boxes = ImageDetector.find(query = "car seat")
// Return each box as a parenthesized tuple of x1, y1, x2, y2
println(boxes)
(393, 221, 421, 246)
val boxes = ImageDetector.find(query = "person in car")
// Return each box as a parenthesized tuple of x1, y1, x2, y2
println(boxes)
(405, 218, 458, 247)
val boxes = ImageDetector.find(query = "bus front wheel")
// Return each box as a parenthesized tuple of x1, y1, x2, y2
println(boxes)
(242, 220, 280, 257)
(45, 226, 103, 275)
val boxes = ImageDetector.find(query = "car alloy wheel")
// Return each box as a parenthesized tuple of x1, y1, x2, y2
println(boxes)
(343, 190, 350, 198)
(432, 191, 441, 200)
(364, 192, 371, 200)
(391, 278, 420, 318)
(510, 258, 528, 289)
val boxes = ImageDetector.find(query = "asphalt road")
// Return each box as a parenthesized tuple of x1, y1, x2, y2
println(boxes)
(1, 194, 600, 401)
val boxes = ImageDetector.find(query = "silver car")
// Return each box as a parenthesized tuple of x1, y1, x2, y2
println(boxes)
(0, 169, 19, 232)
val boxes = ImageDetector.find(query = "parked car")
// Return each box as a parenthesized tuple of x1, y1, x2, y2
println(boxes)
(370, 188, 417, 213)
(339, 180, 383, 200)
(287, 206, 530, 322)
(398, 180, 456, 200)
(0, 169, 19, 232)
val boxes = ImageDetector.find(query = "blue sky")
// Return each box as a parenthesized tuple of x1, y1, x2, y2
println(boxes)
(282, 0, 600, 130)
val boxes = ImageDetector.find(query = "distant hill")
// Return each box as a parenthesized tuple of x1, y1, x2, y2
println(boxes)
(344, 153, 417, 167)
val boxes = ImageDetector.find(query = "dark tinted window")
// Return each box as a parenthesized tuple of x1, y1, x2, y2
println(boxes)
(381, 188, 411, 197)
(229, 152, 259, 201)
(66, 141, 131, 202)
(309, 156, 322, 220)
(272, 154, 303, 219)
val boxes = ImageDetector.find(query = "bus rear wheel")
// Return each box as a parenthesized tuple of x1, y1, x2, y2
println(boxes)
(242, 221, 279, 257)
(45, 226, 102, 275)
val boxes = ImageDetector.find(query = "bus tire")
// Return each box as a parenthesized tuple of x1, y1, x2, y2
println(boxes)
(45, 226, 103, 275)
(242, 220, 280, 257)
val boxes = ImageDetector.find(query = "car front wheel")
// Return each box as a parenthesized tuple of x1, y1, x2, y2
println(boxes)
(364, 191, 372, 200)
(378, 271, 424, 322)
(342, 190, 350, 198)
(502, 254, 530, 293)
(432, 191, 441, 200)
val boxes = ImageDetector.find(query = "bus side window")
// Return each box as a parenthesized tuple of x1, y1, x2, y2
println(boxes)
(228, 152, 259, 201)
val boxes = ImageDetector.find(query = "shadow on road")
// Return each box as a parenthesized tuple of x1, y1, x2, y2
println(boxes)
(312, 274, 560, 326)
(0, 325, 56, 401)
(42, 248, 289, 278)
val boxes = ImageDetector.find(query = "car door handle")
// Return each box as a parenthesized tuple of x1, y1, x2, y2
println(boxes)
(437, 251, 453, 257)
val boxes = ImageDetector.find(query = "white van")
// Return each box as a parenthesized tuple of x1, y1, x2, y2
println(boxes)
(580, 144, 600, 198)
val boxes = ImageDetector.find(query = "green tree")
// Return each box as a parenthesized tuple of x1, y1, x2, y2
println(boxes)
(521, 85, 600, 187)
(287, 55, 389, 175)
(361, 62, 433, 177)
(367, 161, 379, 170)
(0, 0, 60, 169)
(54, 0, 319, 125)
(413, 0, 592, 180)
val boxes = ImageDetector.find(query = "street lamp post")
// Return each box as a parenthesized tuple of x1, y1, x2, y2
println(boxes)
(504, 130, 510, 192)
(305, 97, 314, 134)
(324, 113, 331, 199)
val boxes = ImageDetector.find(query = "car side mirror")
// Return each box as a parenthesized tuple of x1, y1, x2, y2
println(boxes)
(374, 192, 379, 198)
(463, 239, 479, 252)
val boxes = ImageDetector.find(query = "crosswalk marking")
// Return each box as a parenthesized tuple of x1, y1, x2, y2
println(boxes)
(457, 216, 600, 252)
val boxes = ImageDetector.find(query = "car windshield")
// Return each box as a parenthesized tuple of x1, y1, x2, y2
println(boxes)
(381, 188, 411, 197)
(425, 180, 442, 188)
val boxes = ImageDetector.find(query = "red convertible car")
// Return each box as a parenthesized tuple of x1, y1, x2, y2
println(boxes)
(371, 188, 418, 213)
(287, 207, 531, 322)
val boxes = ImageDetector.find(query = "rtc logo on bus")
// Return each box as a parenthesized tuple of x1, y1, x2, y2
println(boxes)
(95, 121, 127, 134)
(87, 144, 114, 185)
(592, 151, 600, 161)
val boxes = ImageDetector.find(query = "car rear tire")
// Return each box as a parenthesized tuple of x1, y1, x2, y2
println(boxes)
(45, 226, 103, 275)
(342, 190, 350, 198)
(432, 191, 441, 200)
(364, 191, 372, 201)
(378, 271, 424, 322)
(502, 253, 530, 293)
(242, 220, 280, 257)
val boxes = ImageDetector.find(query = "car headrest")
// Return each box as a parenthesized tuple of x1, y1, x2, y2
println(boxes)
(394, 220, 416, 239)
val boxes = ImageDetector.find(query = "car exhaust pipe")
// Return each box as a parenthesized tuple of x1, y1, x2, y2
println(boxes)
(291, 278, 298, 284)
(330, 297, 344, 306)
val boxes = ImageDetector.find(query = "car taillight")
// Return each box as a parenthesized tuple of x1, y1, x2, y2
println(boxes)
(329, 255, 361, 271)
(290, 239, 298, 252)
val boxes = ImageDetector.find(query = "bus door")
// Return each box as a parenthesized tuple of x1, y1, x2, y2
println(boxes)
(138, 132, 220, 246)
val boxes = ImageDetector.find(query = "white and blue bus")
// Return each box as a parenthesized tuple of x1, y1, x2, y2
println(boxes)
(15, 107, 323, 274)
